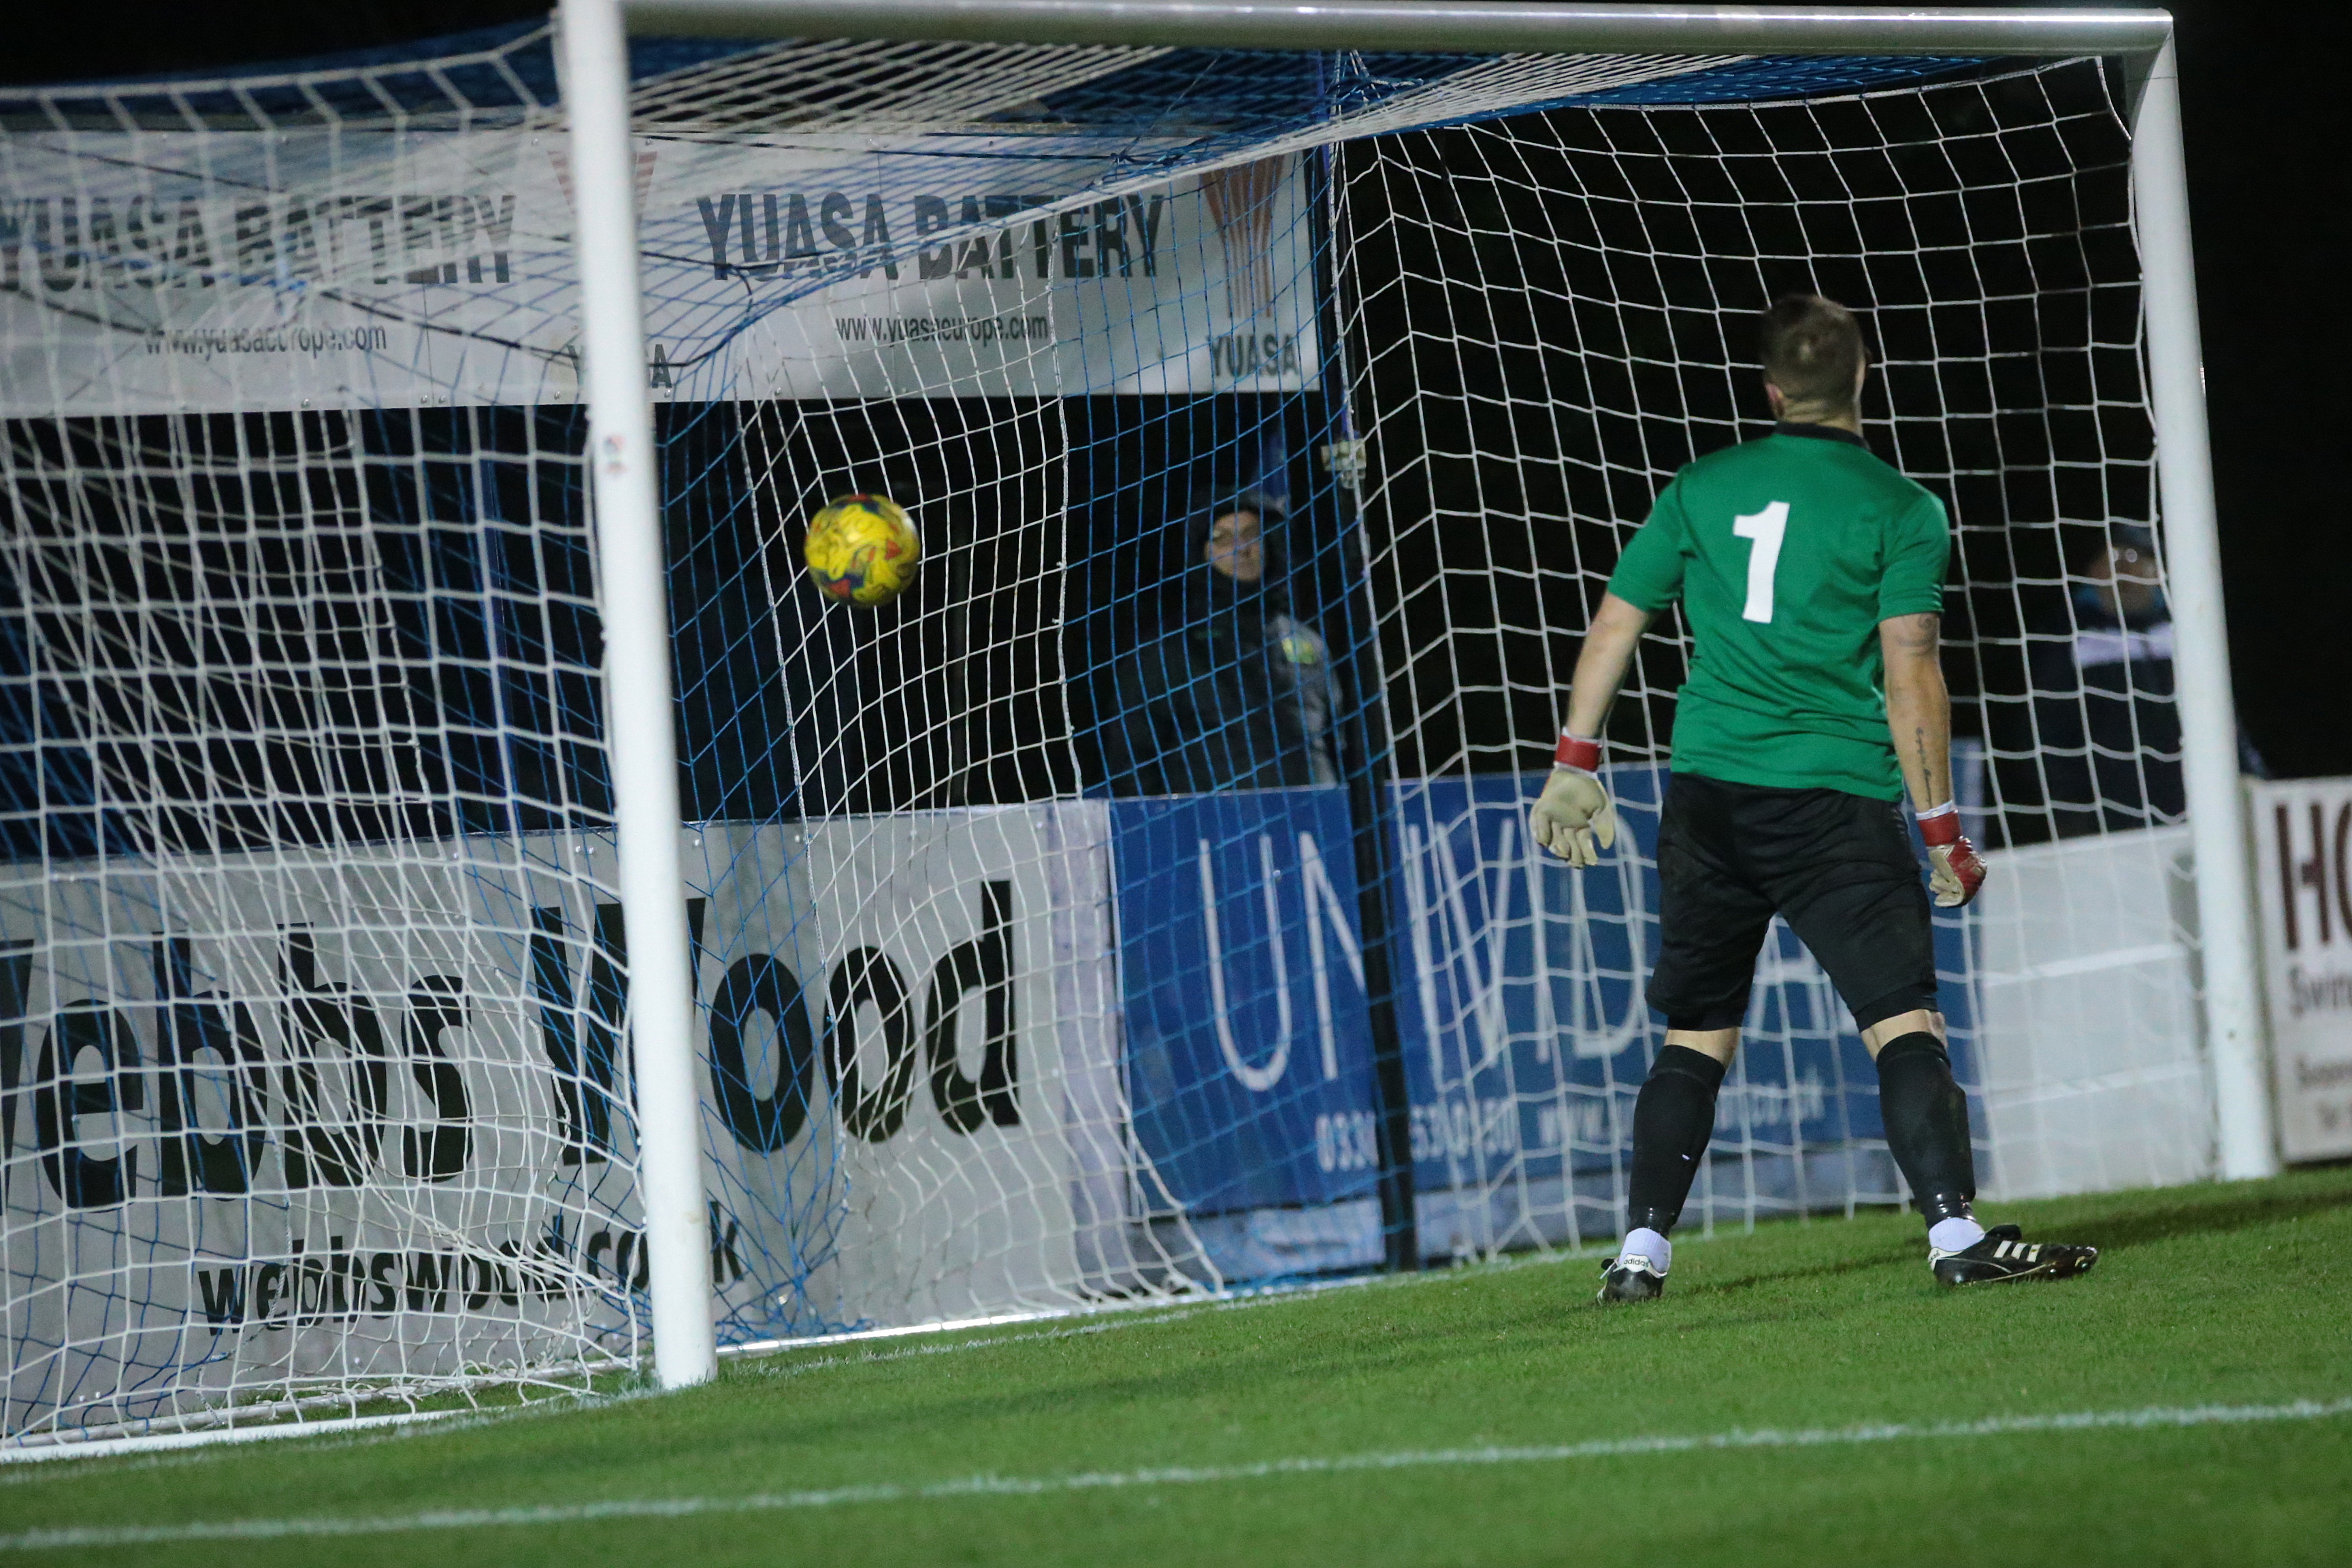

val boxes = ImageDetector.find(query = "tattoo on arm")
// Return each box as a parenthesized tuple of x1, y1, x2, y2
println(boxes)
(1883, 615, 1948, 808)
(1882, 612, 1940, 659)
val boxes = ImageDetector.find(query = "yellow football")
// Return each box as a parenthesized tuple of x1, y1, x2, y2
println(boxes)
(802, 492, 921, 607)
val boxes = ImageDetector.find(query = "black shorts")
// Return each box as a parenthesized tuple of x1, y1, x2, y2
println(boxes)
(1646, 772, 1936, 1034)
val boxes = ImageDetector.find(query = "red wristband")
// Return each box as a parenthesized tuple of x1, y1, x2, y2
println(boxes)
(1554, 732, 1601, 772)
(1916, 802, 1962, 847)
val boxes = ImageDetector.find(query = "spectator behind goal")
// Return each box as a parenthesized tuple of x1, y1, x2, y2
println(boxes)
(1095, 488, 1340, 796)
(2029, 523, 2184, 836)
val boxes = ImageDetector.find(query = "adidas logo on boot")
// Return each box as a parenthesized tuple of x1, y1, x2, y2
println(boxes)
(1931, 1223, 2098, 1286)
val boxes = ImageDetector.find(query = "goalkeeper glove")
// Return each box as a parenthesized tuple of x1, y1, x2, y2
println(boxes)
(1918, 802, 1987, 908)
(1531, 733, 1616, 868)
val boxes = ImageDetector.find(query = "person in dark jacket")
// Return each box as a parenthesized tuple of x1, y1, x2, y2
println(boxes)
(2028, 523, 2185, 836)
(1097, 488, 1339, 796)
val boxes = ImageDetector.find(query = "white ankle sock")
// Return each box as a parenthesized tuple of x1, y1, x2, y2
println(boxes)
(1929, 1216, 1987, 1254)
(1619, 1226, 1671, 1273)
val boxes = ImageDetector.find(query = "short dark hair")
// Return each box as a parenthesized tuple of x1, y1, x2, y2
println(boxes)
(1205, 486, 1284, 525)
(1759, 294, 1865, 409)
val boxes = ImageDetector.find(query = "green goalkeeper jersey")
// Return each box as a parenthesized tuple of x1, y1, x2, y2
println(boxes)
(1605, 423, 1949, 800)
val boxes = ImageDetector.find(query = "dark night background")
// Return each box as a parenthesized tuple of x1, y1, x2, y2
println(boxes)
(5, 0, 2344, 780)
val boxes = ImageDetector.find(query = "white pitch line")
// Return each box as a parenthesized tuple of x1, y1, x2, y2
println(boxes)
(0, 1409, 471, 1468)
(6, 1396, 2348, 1551)
(742, 1307, 1212, 1380)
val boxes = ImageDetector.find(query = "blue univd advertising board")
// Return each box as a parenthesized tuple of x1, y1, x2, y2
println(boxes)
(1111, 774, 1979, 1238)
(1109, 789, 1384, 1218)
(1386, 770, 1976, 1198)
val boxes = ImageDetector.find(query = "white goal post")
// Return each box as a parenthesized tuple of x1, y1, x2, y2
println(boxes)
(556, 0, 2273, 1391)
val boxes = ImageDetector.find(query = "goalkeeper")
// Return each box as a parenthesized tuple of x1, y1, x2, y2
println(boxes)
(1533, 294, 2097, 1301)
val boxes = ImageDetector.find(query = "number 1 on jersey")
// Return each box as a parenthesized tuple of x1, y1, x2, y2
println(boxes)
(1732, 501, 1790, 623)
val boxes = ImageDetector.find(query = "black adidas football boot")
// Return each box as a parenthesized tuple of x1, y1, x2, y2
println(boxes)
(1596, 1254, 1667, 1304)
(1931, 1223, 2098, 1287)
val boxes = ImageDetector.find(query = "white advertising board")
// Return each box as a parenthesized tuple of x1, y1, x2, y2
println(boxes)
(0, 130, 1319, 417)
(1972, 827, 2209, 1198)
(2250, 778, 2352, 1162)
(0, 804, 1134, 1435)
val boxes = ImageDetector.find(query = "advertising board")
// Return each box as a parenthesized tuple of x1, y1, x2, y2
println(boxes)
(2251, 778, 2352, 1161)
(0, 133, 1318, 416)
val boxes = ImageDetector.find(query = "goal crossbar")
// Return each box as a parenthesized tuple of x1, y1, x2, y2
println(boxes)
(612, 0, 2174, 57)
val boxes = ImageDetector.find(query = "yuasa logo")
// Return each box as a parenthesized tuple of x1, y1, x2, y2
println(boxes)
(1207, 330, 1303, 381)
(0, 194, 523, 291)
(691, 191, 1166, 284)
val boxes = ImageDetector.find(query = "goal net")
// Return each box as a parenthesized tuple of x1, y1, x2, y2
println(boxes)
(0, 18, 2215, 1445)
(1336, 54, 2208, 1245)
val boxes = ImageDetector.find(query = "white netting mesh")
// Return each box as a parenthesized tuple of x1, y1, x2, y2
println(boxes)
(0, 27, 2209, 1445)
(1335, 61, 2206, 1248)
(0, 32, 638, 1444)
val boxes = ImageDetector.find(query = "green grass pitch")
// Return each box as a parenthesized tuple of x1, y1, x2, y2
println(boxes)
(7, 1167, 2350, 1567)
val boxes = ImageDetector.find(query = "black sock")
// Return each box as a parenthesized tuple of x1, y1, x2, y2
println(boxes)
(1874, 1032, 1977, 1226)
(1627, 1045, 1728, 1234)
